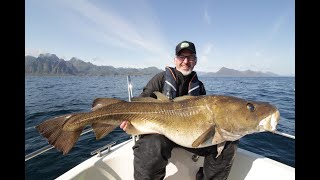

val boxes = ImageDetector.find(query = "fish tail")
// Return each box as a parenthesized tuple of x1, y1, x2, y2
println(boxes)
(36, 114, 83, 155)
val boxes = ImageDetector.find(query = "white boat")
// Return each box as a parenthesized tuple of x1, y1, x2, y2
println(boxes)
(26, 76, 295, 180)
(55, 136, 295, 180)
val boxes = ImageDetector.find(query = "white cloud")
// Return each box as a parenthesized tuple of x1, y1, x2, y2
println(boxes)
(25, 48, 49, 57)
(54, 0, 169, 56)
(255, 52, 262, 57)
(204, 9, 211, 25)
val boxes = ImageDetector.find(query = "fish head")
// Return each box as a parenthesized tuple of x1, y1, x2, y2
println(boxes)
(208, 96, 280, 133)
(257, 104, 280, 132)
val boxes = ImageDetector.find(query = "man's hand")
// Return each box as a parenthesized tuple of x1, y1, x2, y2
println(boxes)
(119, 121, 140, 135)
(120, 121, 128, 131)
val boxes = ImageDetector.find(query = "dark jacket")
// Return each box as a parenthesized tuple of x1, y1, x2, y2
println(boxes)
(139, 67, 206, 98)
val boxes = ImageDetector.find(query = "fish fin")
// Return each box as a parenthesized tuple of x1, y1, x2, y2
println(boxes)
(123, 121, 143, 135)
(131, 97, 160, 102)
(153, 91, 171, 102)
(172, 95, 197, 102)
(92, 98, 123, 111)
(211, 127, 228, 158)
(211, 127, 225, 145)
(153, 91, 197, 102)
(215, 142, 226, 158)
(36, 114, 83, 155)
(91, 123, 117, 140)
(192, 125, 216, 147)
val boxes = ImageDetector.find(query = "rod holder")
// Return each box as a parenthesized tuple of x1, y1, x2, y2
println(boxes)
(91, 141, 116, 157)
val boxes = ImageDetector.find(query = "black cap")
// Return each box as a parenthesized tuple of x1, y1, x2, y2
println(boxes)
(175, 41, 196, 55)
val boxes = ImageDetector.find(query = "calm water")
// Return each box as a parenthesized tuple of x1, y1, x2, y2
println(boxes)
(25, 75, 295, 180)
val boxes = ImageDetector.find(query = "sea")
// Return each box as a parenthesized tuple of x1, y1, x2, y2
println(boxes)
(25, 75, 295, 180)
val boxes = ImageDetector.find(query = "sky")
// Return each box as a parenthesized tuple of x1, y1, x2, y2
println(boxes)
(25, 0, 295, 76)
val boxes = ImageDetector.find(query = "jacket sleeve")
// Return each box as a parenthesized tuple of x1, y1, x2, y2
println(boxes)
(139, 71, 165, 98)
(199, 81, 206, 95)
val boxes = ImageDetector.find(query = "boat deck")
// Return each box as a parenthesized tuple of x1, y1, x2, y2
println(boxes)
(56, 139, 295, 180)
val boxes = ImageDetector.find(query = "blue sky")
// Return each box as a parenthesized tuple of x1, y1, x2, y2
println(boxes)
(25, 0, 295, 76)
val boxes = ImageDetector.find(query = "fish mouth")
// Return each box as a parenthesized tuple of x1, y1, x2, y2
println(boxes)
(258, 110, 280, 132)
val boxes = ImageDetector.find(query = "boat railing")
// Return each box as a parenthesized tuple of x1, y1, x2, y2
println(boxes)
(273, 130, 295, 139)
(25, 75, 295, 162)
(25, 127, 94, 161)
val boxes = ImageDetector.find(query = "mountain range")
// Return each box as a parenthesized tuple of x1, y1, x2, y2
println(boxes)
(25, 53, 279, 77)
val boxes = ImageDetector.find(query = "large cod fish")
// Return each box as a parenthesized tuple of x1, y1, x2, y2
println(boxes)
(36, 92, 280, 157)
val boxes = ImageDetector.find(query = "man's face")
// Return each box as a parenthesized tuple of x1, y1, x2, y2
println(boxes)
(174, 49, 197, 76)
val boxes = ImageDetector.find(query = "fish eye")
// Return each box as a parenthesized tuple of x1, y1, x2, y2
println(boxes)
(247, 103, 255, 112)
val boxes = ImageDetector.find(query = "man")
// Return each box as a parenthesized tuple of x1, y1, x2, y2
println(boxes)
(120, 40, 239, 180)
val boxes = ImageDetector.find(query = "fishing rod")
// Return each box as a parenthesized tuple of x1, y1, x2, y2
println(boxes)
(127, 75, 139, 143)
(127, 75, 133, 102)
